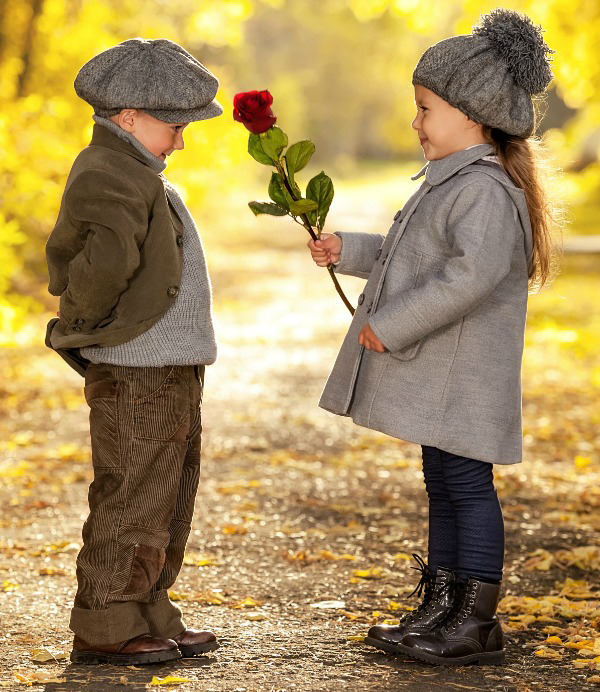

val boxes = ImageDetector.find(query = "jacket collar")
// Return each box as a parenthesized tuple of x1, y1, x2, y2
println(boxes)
(411, 143, 495, 186)
(89, 116, 167, 174)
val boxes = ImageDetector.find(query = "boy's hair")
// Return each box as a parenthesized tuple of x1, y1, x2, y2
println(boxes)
(484, 127, 561, 289)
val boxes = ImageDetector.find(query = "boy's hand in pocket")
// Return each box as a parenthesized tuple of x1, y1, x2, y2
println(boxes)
(307, 233, 342, 267)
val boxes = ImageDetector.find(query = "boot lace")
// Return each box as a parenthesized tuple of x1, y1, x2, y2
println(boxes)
(442, 579, 476, 632)
(400, 554, 451, 623)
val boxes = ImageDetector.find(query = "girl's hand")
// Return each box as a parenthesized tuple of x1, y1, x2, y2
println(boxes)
(358, 323, 386, 352)
(307, 233, 342, 267)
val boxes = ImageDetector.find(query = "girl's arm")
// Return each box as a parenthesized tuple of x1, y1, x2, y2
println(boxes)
(368, 177, 521, 352)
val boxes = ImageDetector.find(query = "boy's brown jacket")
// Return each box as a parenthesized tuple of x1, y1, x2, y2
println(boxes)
(46, 124, 184, 353)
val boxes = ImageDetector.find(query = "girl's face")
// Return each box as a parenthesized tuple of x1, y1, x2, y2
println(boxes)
(412, 85, 486, 161)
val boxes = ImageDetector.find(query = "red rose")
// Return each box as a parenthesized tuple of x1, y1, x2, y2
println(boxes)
(233, 90, 277, 134)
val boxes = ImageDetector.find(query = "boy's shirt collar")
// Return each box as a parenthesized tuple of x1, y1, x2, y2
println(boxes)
(411, 143, 495, 186)
(90, 115, 167, 174)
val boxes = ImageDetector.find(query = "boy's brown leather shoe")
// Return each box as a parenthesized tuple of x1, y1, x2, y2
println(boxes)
(70, 633, 182, 665)
(173, 629, 219, 657)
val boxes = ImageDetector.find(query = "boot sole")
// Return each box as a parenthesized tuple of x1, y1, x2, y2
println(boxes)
(395, 642, 505, 667)
(364, 637, 404, 654)
(178, 640, 220, 658)
(70, 648, 182, 666)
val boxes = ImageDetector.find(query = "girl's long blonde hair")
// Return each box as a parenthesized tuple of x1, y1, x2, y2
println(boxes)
(483, 126, 561, 290)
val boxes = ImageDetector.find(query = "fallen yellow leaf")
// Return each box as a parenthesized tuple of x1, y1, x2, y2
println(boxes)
(353, 567, 383, 579)
(149, 676, 192, 686)
(545, 636, 563, 645)
(534, 647, 562, 659)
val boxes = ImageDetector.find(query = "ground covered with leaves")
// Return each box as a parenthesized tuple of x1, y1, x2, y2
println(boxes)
(0, 210, 599, 691)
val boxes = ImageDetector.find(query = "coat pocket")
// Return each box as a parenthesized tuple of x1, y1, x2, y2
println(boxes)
(85, 380, 120, 468)
(389, 340, 422, 361)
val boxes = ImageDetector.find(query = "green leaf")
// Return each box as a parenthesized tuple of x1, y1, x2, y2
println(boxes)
(285, 140, 315, 184)
(259, 126, 288, 161)
(248, 201, 288, 217)
(268, 173, 289, 209)
(288, 198, 319, 216)
(306, 171, 334, 231)
(248, 135, 275, 166)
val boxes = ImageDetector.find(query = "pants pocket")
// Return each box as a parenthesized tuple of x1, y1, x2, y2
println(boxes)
(85, 380, 120, 468)
(133, 370, 189, 442)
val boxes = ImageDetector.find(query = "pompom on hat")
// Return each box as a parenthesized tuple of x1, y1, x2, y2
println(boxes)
(74, 38, 223, 123)
(413, 9, 554, 138)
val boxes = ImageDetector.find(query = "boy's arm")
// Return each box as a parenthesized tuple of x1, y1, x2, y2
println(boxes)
(334, 232, 385, 279)
(58, 169, 149, 330)
(368, 178, 520, 352)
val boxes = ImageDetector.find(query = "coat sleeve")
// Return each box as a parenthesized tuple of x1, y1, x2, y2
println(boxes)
(368, 177, 521, 352)
(58, 169, 150, 329)
(333, 231, 385, 279)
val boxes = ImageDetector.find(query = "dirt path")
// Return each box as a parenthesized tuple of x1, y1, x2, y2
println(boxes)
(0, 219, 599, 691)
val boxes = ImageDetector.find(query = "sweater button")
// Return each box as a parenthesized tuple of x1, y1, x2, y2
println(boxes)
(74, 318, 85, 325)
(73, 326, 82, 332)
(357, 293, 365, 306)
(176, 235, 184, 247)
(167, 286, 179, 297)
(375, 249, 382, 260)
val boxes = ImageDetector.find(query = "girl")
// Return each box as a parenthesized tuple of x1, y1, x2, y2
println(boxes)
(308, 9, 555, 666)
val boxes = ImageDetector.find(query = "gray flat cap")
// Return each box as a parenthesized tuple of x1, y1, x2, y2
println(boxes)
(75, 38, 223, 123)
(413, 9, 553, 137)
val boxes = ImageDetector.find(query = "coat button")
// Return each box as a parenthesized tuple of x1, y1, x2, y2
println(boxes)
(394, 209, 402, 220)
(375, 249, 382, 260)
(167, 286, 179, 297)
(357, 293, 365, 306)
(366, 302, 373, 314)
(382, 253, 389, 264)
(176, 235, 184, 247)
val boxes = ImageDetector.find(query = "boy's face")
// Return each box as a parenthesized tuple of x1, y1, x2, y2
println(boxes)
(112, 110, 189, 161)
(411, 85, 485, 161)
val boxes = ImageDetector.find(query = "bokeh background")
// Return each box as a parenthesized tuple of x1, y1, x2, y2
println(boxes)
(1, 4, 599, 688)
(0, 0, 599, 339)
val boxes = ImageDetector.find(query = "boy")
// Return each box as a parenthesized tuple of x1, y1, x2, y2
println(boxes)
(45, 38, 222, 665)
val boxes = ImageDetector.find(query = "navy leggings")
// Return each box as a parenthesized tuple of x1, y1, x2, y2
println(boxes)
(421, 446, 505, 582)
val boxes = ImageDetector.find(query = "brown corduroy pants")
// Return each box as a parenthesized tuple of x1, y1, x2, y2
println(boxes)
(70, 363, 204, 645)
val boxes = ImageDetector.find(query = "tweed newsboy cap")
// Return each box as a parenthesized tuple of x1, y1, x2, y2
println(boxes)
(413, 9, 553, 138)
(74, 38, 223, 123)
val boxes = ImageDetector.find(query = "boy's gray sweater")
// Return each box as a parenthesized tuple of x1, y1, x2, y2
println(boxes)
(81, 116, 217, 366)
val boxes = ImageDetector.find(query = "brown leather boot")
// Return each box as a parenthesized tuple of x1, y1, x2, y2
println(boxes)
(70, 633, 182, 665)
(397, 577, 505, 666)
(365, 556, 455, 653)
(173, 629, 219, 657)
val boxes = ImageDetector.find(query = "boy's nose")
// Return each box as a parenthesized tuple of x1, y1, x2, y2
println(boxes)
(175, 133, 185, 150)
(411, 115, 420, 130)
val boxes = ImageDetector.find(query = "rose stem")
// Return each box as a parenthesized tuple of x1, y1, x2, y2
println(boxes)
(274, 161, 355, 316)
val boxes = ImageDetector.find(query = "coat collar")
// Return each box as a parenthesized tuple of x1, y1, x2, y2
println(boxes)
(411, 144, 495, 186)
(89, 117, 167, 174)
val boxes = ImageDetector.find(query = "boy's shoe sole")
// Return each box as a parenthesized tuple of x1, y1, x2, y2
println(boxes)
(178, 639, 220, 657)
(70, 648, 182, 666)
(395, 642, 505, 666)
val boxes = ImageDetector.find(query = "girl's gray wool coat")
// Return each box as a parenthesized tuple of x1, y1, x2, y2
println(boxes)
(319, 144, 533, 465)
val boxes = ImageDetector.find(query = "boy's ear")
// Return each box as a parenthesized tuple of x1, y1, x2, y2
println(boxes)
(114, 109, 139, 132)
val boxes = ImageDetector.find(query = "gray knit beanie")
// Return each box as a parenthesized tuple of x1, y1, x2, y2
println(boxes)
(74, 38, 223, 123)
(413, 9, 553, 138)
